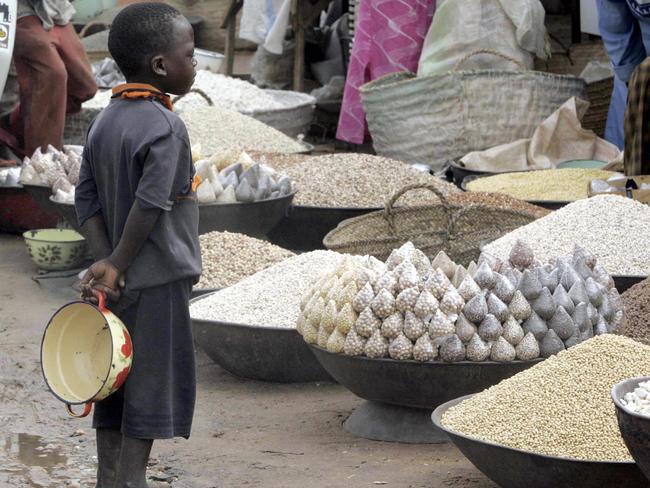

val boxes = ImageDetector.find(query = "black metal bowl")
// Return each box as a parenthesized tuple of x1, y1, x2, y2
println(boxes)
(23, 184, 59, 216)
(0, 186, 59, 233)
(308, 345, 541, 409)
(462, 174, 569, 211)
(448, 161, 496, 187)
(49, 197, 82, 234)
(612, 376, 650, 483)
(198, 191, 295, 237)
(267, 204, 380, 252)
(613, 275, 647, 294)
(190, 287, 220, 299)
(433, 395, 649, 488)
(190, 295, 332, 383)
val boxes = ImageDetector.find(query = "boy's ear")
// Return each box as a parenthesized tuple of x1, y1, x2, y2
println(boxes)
(151, 55, 167, 77)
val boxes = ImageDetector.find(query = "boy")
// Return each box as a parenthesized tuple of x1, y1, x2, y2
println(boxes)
(74, 4, 201, 487)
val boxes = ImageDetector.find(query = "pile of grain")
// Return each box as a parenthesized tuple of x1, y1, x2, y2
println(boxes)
(483, 195, 650, 276)
(466, 168, 615, 201)
(181, 106, 306, 156)
(197, 231, 294, 289)
(446, 192, 550, 219)
(282, 154, 460, 208)
(190, 251, 345, 328)
(441, 334, 650, 461)
(174, 71, 284, 113)
(617, 278, 650, 345)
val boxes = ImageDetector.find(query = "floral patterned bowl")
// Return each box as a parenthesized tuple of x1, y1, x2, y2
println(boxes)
(22, 228, 87, 271)
(41, 291, 133, 417)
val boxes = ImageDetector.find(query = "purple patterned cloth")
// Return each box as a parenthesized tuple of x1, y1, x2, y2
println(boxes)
(336, 0, 436, 144)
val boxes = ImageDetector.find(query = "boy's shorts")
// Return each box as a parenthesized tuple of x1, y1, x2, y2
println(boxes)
(93, 278, 196, 439)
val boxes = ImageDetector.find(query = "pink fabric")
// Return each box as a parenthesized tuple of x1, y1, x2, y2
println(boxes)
(336, 0, 436, 144)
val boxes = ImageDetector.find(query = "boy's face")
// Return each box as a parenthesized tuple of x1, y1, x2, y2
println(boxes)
(157, 17, 196, 95)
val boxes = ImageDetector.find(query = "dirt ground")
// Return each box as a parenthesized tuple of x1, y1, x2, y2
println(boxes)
(0, 233, 497, 488)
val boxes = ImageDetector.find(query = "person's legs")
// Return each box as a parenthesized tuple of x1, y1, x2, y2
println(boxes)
(93, 301, 137, 488)
(113, 437, 153, 488)
(605, 76, 627, 151)
(12, 16, 68, 154)
(52, 23, 97, 114)
(121, 279, 196, 440)
(95, 428, 123, 488)
(110, 279, 195, 487)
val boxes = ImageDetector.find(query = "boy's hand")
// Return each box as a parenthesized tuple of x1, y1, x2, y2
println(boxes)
(80, 259, 125, 303)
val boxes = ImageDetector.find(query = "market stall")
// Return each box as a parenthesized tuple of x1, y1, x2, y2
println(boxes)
(13, 1, 650, 485)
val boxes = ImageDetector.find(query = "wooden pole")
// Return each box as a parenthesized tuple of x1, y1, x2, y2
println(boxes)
(221, 0, 243, 76)
(292, 0, 304, 91)
(224, 19, 236, 75)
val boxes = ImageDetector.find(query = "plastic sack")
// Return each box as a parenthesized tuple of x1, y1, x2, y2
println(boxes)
(417, 0, 549, 77)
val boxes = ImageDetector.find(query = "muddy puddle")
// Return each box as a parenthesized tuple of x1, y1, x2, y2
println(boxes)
(1, 433, 69, 485)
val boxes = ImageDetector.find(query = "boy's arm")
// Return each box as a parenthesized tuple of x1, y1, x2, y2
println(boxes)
(75, 150, 111, 259)
(81, 214, 113, 260)
(80, 202, 160, 302)
(106, 201, 161, 272)
(76, 152, 124, 301)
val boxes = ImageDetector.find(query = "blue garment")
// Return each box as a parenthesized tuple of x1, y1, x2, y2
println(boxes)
(598, 0, 650, 148)
(606, 76, 628, 148)
(626, 0, 650, 17)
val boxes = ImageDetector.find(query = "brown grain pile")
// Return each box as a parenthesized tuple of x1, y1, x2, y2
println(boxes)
(281, 154, 459, 208)
(447, 192, 550, 219)
(617, 278, 650, 345)
(198, 231, 295, 289)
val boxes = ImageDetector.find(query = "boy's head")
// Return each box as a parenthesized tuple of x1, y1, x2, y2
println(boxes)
(108, 2, 196, 95)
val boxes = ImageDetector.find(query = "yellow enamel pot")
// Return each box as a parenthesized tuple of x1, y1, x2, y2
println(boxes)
(41, 291, 133, 418)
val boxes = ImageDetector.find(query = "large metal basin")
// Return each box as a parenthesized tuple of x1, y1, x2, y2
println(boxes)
(433, 395, 649, 488)
(190, 295, 332, 383)
(198, 192, 295, 237)
(267, 205, 379, 252)
(308, 345, 540, 409)
(0, 186, 59, 233)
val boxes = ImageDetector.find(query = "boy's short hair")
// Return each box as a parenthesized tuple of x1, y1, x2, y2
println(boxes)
(108, 2, 183, 78)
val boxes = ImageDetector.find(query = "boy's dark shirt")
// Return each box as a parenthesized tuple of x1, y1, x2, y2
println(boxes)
(75, 97, 202, 290)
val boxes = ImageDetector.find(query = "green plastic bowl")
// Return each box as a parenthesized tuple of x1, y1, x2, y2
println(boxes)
(23, 228, 87, 271)
(556, 159, 607, 169)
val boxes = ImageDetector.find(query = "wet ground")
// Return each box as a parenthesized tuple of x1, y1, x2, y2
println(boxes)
(0, 233, 496, 487)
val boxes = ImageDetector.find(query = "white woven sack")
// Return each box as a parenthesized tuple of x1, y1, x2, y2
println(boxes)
(417, 0, 549, 77)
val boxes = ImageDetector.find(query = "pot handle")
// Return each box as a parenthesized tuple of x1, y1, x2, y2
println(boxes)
(66, 402, 93, 418)
(91, 289, 108, 313)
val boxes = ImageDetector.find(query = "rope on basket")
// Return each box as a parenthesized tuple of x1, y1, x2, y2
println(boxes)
(383, 183, 457, 239)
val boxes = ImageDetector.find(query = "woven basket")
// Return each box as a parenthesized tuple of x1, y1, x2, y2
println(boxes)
(323, 183, 540, 266)
(534, 40, 612, 138)
(361, 50, 586, 172)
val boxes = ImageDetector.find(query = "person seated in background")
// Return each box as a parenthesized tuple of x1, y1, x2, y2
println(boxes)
(8, 0, 97, 156)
